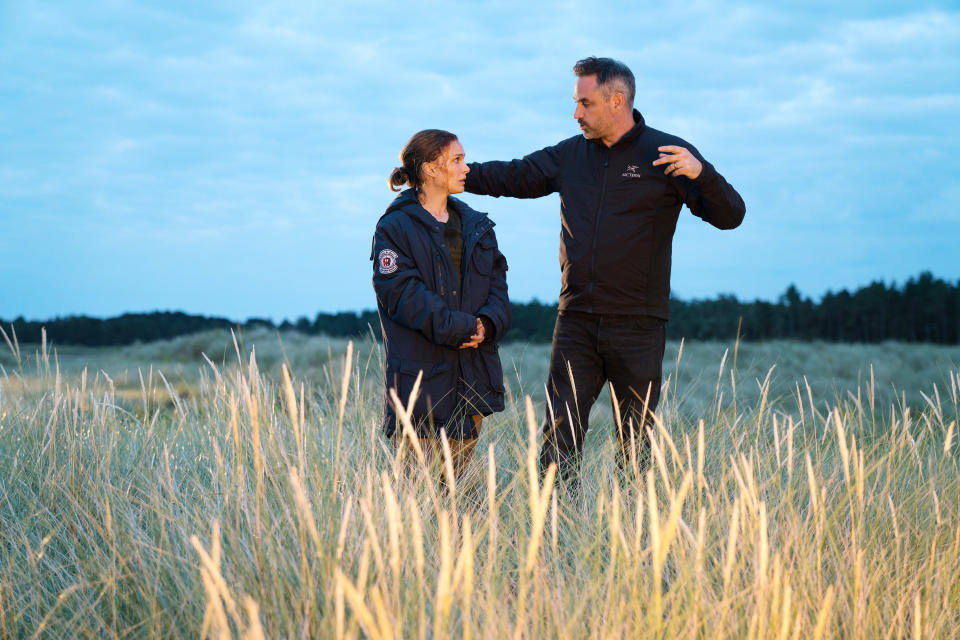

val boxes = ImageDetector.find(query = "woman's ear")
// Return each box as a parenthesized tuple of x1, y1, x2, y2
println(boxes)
(423, 159, 442, 183)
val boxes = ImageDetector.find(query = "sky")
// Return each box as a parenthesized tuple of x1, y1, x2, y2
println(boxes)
(2, 1, 959, 322)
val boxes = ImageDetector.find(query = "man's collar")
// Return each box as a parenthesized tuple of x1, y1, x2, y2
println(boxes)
(588, 109, 646, 148)
(612, 109, 646, 148)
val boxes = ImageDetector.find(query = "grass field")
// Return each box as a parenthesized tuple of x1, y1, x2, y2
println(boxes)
(1, 328, 958, 638)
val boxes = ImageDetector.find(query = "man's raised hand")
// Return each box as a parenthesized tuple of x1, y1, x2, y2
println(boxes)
(653, 145, 702, 179)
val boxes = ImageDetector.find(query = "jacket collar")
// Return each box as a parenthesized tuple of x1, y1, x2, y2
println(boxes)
(383, 189, 493, 235)
(618, 109, 647, 146)
(451, 196, 494, 237)
(587, 109, 647, 149)
(383, 189, 434, 227)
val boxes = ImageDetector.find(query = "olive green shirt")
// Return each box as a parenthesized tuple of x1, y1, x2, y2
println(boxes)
(443, 206, 463, 285)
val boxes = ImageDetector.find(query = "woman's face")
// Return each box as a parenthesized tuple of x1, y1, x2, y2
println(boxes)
(429, 140, 470, 195)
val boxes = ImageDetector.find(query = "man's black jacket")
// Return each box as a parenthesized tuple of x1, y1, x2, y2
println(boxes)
(371, 189, 510, 437)
(465, 110, 745, 319)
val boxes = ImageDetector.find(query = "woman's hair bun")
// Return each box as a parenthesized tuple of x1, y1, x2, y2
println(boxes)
(388, 166, 408, 192)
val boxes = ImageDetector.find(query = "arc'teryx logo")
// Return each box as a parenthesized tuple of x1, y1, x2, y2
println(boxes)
(622, 164, 643, 178)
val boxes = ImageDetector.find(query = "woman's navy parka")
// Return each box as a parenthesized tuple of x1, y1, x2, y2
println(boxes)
(371, 189, 510, 438)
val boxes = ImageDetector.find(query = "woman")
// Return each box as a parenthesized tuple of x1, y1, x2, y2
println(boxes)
(371, 129, 510, 479)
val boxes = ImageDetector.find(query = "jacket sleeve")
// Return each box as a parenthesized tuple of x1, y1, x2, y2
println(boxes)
(464, 144, 562, 199)
(475, 230, 511, 343)
(680, 146, 746, 230)
(372, 221, 477, 348)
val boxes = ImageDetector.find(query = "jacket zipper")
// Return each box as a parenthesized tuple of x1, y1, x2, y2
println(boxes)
(437, 251, 446, 296)
(588, 153, 609, 313)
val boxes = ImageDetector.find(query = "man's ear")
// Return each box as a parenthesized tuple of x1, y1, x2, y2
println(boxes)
(611, 91, 625, 111)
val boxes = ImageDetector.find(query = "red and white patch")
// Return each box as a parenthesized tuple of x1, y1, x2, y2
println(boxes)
(378, 248, 399, 274)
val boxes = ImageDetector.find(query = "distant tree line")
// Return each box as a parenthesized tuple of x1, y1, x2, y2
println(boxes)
(3, 272, 959, 346)
(670, 271, 960, 343)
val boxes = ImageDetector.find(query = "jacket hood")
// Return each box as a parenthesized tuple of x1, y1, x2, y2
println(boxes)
(381, 189, 493, 235)
(383, 188, 419, 215)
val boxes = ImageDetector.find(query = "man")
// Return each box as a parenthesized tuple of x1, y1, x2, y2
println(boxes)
(464, 57, 745, 483)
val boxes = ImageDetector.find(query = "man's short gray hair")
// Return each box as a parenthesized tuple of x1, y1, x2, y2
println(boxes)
(573, 56, 636, 107)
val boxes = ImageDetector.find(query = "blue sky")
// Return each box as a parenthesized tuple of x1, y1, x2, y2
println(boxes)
(2, 1, 958, 322)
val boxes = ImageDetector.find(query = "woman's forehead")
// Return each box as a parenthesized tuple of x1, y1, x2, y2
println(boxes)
(443, 139, 465, 157)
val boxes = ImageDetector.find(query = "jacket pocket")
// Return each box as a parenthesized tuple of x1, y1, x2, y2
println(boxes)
(479, 346, 505, 393)
(471, 246, 494, 275)
(457, 347, 505, 416)
(391, 359, 455, 418)
(398, 359, 448, 376)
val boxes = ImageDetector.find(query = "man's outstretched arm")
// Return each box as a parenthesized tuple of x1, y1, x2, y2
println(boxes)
(465, 144, 562, 199)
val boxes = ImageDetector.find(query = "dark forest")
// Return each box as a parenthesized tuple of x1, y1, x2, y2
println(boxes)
(4, 272, 958, 346)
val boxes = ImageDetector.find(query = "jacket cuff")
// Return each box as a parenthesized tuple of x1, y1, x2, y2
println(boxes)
(476, 303, 505, 341)
(478, 315, 496, 343)
(693, 159, 718, 184)
(452, 311, 478, 346)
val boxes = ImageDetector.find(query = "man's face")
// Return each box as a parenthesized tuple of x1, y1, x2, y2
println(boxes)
(573, 75, 613, 140)
(429, 139, 469, 194)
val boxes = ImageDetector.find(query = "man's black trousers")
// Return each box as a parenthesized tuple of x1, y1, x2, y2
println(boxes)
(538, 310, 666, 482)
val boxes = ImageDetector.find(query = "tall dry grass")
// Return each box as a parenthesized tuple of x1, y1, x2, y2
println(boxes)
(0, 327, 958, 638)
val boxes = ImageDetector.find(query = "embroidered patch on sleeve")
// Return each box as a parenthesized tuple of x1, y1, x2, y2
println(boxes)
(378, 249, 399, 274)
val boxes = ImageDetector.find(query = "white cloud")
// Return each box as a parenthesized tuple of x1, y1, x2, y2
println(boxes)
(2, 2, 959, 318)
